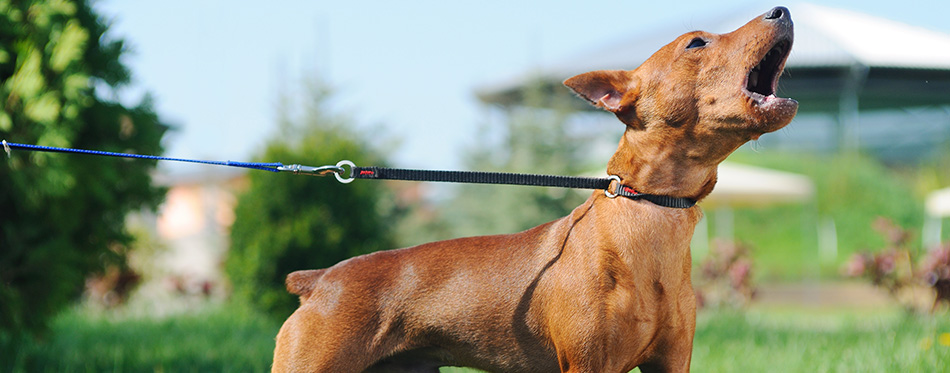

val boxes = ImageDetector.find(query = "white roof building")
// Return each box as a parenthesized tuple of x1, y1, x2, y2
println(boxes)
(477, 3, 950, 161)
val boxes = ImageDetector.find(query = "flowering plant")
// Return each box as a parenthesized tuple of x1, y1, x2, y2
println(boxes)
(843, 217, 949, 313)
(695, 239, 757, 309)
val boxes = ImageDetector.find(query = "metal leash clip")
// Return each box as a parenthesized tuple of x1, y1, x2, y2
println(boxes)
(277, 160, 356, 184)
(604, 175, 622, 198)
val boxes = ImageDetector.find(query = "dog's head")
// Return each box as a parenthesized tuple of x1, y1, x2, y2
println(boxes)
(565, 7, 797, 165)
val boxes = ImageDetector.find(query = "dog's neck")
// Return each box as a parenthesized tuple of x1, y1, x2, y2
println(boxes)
(606, 126, 733, 202)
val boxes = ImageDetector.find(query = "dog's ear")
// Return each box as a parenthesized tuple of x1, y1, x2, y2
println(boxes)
(563, 70, 637, 112)
(564, 70, 640, 127)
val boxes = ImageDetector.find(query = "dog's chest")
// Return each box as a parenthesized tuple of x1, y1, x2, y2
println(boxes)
(593, 201, 700, 311)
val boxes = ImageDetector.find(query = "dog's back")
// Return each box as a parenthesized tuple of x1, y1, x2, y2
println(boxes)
(274, 217, 574, 372)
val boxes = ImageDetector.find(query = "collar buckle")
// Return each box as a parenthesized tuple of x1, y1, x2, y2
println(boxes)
(604, 175, 622, 198)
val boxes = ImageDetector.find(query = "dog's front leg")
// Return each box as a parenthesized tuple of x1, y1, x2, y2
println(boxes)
(635, 308, 696, 373)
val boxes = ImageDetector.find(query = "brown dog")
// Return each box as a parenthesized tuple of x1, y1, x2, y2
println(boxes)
(273, 6, 796, 372)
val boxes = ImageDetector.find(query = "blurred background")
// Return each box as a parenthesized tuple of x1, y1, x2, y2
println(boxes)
(1, 0, 949, 371)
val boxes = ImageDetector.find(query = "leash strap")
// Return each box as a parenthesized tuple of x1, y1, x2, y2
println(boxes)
(352, 166, 696, 209)
(3, 140, 696, 209)
(352, 166, 610, 189)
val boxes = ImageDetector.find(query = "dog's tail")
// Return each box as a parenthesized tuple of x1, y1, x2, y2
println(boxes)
(286, 269, 326, 300)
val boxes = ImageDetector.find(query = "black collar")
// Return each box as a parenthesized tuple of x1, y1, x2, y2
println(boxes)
(605, 176, 696, 209)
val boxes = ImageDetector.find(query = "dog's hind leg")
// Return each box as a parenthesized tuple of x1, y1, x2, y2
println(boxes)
(273, 288, 419, 372)
(272, 308, 346, 372)
(272, 303, 389, 372)
(273, 315, 383, 372)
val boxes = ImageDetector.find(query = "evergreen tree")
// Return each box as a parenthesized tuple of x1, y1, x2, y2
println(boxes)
(0, 0, 168, 347)
(226, 80, 396, 320)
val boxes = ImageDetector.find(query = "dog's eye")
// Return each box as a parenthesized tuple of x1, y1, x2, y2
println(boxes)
(686, 37, 707, 49)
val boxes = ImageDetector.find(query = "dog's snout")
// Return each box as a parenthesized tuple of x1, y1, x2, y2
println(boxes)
(764, 6, 789, 21)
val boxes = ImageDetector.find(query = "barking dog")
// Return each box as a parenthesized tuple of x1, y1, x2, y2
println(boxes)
(273, 6, 796, 373)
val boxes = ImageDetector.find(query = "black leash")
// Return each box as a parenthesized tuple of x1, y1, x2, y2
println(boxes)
(2, 140, 696, 209)
(350, 166, 696, 209)
(351, 166, 607, 189)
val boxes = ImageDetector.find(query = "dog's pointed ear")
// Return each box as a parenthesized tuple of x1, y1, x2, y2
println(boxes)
(563, 70, 637, 113)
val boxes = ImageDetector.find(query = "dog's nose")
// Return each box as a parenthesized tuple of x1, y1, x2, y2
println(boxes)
(764, 6, 789, 21)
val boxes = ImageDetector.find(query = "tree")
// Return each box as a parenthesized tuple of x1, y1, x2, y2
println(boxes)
(0, 0, 168, 348)
(445, 80, 594, 237)
(226, 81, 396, 320)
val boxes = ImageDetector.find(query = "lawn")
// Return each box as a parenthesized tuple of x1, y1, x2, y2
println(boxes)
(689, 307, 949, 372)
(5, 304, 948, 372)
(6, 306, 280, 372)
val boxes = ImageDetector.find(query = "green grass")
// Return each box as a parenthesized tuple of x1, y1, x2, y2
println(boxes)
(6, 305, 280, 372)
(691, 307, 950, 372)
(5, 305, 948, 372)
(447, 307, 950, 372)
(718, 150, 935, 281)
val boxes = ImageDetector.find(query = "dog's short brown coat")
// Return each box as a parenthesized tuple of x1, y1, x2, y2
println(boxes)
(273, 7, 797, 373)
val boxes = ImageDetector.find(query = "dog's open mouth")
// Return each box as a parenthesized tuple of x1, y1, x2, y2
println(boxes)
(745, 39, 791, 103)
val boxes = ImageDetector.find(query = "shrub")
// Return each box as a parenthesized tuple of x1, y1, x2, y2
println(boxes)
(695, 239, 757, 309)
(843, 218, 949, 313)
(225, 82, 396, 320)
(918, 244, 950, 312)
(0, 0, 167, 351)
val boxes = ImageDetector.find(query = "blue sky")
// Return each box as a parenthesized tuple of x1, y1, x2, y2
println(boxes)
(95, 0, 949, 172)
